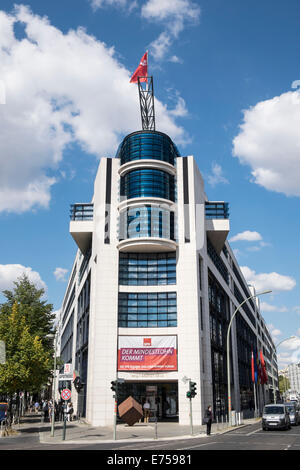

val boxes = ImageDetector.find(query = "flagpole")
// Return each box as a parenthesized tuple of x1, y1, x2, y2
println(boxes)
(254, 382, 257, 418)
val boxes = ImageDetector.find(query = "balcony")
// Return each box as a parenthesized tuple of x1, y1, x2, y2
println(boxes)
(205, 201, 230, 254)
(69, 203, 93, 254)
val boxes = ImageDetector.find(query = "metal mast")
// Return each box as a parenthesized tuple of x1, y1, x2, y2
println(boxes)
(137, 76, 156, 131)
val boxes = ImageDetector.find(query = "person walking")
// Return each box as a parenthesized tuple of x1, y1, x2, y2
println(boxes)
(143, 399, 151, 423)
(34, 401, 40, 414)
(66, 402, 74, 422)
(204, 405, 213, 435)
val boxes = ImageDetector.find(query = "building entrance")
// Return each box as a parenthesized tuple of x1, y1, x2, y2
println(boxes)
(117, 382, 178, 422)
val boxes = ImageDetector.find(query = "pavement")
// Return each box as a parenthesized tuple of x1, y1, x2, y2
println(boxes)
(3, 413, 261, 445)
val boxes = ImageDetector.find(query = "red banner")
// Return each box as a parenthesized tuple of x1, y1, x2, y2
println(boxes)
(118, 336, 177, 372)
(129, 52, 148, 83)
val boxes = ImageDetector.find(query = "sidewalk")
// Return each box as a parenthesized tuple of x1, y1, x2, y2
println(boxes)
(28, 415, 260, 445)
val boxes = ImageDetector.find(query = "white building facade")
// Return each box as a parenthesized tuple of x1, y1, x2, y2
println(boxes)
(287, 364, 300, 395)
(58, 130, 278, 426)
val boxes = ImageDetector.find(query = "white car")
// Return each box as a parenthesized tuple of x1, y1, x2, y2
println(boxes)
(262, 404, 291, 431)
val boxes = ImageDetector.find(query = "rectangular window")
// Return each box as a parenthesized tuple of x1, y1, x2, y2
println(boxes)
(119, 252, 176, 286)
(118, 292, 177, 328)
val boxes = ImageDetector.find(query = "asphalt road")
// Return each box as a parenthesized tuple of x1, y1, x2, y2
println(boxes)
(1, 420, 300, 453)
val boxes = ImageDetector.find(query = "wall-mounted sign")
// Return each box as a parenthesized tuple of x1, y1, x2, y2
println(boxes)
(118, 336, 177, 372)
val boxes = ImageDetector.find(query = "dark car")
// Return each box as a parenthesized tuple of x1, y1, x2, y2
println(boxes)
(262, 404, 291, 431)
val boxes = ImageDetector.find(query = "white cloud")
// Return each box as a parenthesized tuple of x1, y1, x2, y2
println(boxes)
(141, 0, 201, 61)
(0, 5, 188, 213)
(207, 163, 229, 187)
(267, 323, 282, 339)
(229, 230, 262, 243)
(54, 267, 68, 282)
(260, 302, 288, 313)
(240, 266, 296, 293)
(169, 55, 183, 64)
(89, 0, 129, 11)
(0, 264, 46, 292)
(233, 89, 300, 197)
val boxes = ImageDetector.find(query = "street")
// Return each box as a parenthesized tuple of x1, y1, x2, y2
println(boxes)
(1, 417, 300, 453)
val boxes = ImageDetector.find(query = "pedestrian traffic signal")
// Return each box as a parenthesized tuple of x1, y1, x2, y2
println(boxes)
(190, 381, 197, 398)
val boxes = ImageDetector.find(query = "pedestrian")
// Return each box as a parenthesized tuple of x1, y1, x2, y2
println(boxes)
(42, 400, 48, 421)
(58, 401, 64, 421)
(34, 401, 40, 414)
(66, 402, 74, 421)
(203, 405, 213, 435)
(143, 399, 151, 423)
(48, 400, 53, 423)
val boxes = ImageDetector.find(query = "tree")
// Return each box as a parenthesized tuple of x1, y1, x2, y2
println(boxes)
(279, 375, 290, 396)
(0, 302, 52, 395)
(0, 275, 56, 349)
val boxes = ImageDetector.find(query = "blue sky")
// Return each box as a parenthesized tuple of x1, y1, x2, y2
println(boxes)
(0, 0, 299, 368)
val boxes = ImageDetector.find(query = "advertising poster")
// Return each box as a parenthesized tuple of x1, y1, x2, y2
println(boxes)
(118, 336, 177, 372)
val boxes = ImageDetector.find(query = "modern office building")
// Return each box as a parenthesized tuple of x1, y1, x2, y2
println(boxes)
(57, 129, 278, 426)
(287, 363, 300, 395)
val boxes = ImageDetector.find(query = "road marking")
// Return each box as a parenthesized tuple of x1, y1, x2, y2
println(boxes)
(246, 428, 261, 436)
(176, 441, 217, 450)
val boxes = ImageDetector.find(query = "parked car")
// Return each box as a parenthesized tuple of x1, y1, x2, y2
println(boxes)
(262, 404, 291, 431)
(283, 402, 300, 425)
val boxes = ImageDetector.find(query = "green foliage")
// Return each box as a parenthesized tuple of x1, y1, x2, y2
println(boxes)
(279, 375, 290, 395)
(1, 274, 55, 348)
(0, 275, 56, 394)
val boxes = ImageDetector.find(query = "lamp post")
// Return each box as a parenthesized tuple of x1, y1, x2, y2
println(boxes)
(226, 290, 272, 426)
(50, 332, 58, 437)
(271, 336, 296, 404)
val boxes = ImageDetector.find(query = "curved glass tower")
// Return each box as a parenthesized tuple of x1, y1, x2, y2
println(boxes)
(118, 130, 178, 250)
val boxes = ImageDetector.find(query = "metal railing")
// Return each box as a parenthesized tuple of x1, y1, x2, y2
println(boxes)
(205, 202, 229, 219)
(70, 203, 93, 221)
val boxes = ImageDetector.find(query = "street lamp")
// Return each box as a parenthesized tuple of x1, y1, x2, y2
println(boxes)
(226, 290, 272, 426)
(271, 336, 296, 404)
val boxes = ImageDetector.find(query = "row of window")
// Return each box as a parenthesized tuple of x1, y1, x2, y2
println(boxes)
(120, 169, 176, 202)
(117, 131, 180, 166)
(118, 292, 177, 328)
(119, 253, 176, 286)
(119, 206, 175, 241)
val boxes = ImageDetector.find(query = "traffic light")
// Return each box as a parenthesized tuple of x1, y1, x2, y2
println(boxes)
(186, 390, 192, 399)
(190, 382, 197, 398)
(111, 381, 117, 392)
(73, 376, 84, 392)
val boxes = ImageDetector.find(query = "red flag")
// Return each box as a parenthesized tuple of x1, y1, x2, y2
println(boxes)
(251, 350, 255, 383)
(260, 350, 268, 384)
(130, 52, 148, 83)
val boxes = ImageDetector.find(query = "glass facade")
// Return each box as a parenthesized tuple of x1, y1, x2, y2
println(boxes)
(120, 168, 175, 202)
(119, 252, 176, 286)
(117, 130, 180, 166)
(118, 292, 177, 328)
(119, 205, 175, 241)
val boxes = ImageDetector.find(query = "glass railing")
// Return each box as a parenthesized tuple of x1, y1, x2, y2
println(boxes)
(205, 202, 229, 219)
(70, 203, 94, 221)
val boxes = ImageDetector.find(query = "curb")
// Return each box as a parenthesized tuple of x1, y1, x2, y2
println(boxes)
(39, 421, 260, 445)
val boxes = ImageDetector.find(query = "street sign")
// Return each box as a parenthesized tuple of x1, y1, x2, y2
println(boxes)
(61, 388, 71, 401)
(64, 363, 72, 375)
